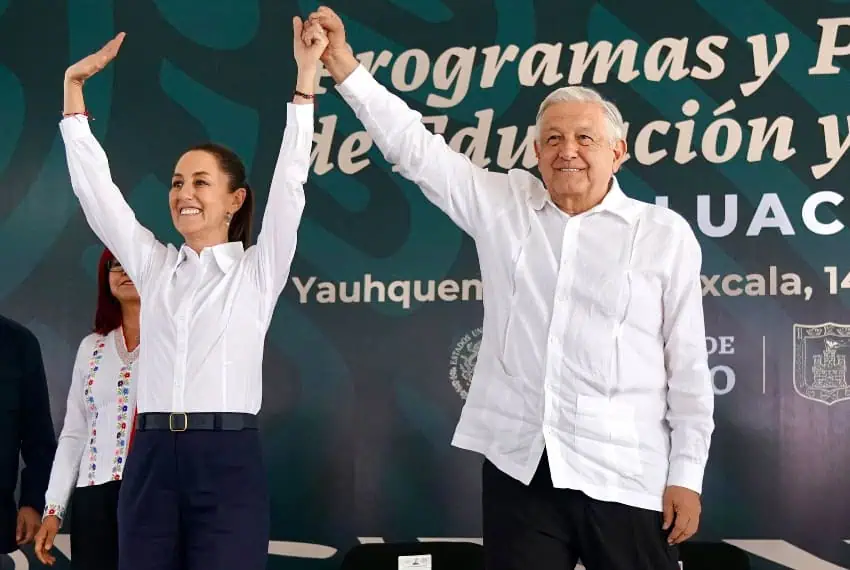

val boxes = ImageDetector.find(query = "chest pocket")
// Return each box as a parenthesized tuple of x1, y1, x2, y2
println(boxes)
(617, 218, 666, 339)
(620, 268, 664, 337)
(498, 227, 559, 379)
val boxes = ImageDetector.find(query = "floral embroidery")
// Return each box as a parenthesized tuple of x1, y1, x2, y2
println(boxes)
(43, 503, 66, 521)
(81, 331, 140, 486)
(112, 330, 139, 479)
(112, 365, 133, 478)
(84, 337, 106, 486)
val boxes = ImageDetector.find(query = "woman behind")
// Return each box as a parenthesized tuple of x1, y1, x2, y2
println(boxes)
(56, 16, 327, 570)
(33, 249, 140, 568)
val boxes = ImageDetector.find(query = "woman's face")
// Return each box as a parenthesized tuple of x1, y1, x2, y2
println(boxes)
(169, 150, 244, 247)
(107, 259, 139, 303)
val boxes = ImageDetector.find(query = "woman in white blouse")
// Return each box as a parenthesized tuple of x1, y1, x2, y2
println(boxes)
(51, 17, 328, 570)
(34, 249, 140, 569)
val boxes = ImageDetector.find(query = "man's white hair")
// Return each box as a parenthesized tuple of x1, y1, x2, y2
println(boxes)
(535, 86, 626, 145)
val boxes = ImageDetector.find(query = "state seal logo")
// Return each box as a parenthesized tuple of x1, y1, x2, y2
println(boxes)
(793, 322, 850, 405)
(449, 327, 482, 400)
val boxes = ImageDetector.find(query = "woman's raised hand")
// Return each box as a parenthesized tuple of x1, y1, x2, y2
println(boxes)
(65, 32, 125, 86)
(292, 17, 328, 71)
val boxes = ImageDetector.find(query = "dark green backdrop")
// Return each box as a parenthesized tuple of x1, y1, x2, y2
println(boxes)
(2, 1, 849, 568)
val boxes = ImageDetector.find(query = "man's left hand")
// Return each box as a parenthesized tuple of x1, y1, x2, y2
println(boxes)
(662, 485, 701, 545)
(16, 507, 41, 545)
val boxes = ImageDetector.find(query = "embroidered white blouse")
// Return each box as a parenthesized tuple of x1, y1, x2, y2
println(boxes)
(42, 328, 139, 521)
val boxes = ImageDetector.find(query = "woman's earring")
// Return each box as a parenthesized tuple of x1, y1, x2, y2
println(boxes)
(225, 212, 232, 226)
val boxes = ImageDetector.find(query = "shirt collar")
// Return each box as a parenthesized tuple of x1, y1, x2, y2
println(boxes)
(172, 241, 244, 274)
(528, 175, 638, 223)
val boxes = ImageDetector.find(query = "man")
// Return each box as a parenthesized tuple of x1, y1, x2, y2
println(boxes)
(0, 315, 56, 569)
(309, 7, 714, 570)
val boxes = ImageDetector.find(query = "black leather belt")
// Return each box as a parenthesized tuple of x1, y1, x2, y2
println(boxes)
(137, 412, 258, 432)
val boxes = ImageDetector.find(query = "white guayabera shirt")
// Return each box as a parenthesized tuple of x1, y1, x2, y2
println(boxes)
(337, 64, 714, 512)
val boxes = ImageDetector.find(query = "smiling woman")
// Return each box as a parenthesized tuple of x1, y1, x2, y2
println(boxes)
(170, 142, 254, 250)
(34, 248, 141, 570)
(49, 14, 329, 570)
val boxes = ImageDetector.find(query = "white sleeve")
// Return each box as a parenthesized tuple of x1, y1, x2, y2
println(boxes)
(60, 117, 167, 293)
(663, 223, 715, 494)
(335, 65, 513, 238)
(251, 103, 311, 303)
(42, 338, 92, 523)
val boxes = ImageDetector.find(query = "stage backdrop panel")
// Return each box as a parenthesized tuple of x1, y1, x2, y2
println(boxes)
(1, 1, 849, 568)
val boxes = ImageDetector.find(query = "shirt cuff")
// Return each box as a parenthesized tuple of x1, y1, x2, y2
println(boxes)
(43, 503, 66, 525)
(59, 114, 93, 140)
(286, 101, 314, 124)
(334, 64, 378, 106)
(667, 459, 706, 494)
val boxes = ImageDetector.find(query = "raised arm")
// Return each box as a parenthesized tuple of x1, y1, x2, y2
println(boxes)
(309, 7, 510, 238)
(252, 18, 326, 300)
(660, 219, 714, 545)
(61, 33, 164, 291)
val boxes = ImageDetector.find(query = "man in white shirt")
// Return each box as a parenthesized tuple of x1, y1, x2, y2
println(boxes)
(309, 7, 714, 569)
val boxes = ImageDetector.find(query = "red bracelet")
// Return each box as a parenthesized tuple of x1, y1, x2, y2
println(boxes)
(62, 110, 93, 120)
(294, 90, 317, 110)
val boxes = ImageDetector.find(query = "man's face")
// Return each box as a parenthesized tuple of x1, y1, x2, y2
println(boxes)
(534, 100, 626, 210)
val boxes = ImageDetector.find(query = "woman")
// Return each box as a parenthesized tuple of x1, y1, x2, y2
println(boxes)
(57, 17, 327, 570)
(33, 249, 140, 569)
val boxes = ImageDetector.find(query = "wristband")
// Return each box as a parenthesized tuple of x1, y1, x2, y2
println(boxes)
(63, 110, 93, 120)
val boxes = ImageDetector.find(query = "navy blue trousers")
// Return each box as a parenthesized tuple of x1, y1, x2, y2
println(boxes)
(117, 429, 269, 570)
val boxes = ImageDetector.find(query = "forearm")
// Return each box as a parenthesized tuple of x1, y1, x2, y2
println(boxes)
(20, 450, 56, 512)
(59, 112, 159, 287)
(19, 342, 56, 512)
(254, 91, 312, 295)
(293, 66, 317, 104)
(43, 438, 85, 521)
(19, 442, 55, 512)
(323, 48, 359, 85)
(43, 391, 88, 520)
(666, 374, 714, 492)
(63, 77, 86, 115)
(333, 63, 501, 236)
(663, 227, 714, 492)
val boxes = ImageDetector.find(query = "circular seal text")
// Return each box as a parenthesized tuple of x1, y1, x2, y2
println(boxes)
(449, 327, 483, 400)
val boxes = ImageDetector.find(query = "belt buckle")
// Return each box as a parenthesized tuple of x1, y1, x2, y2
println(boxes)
(169, 412, 188, 432)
